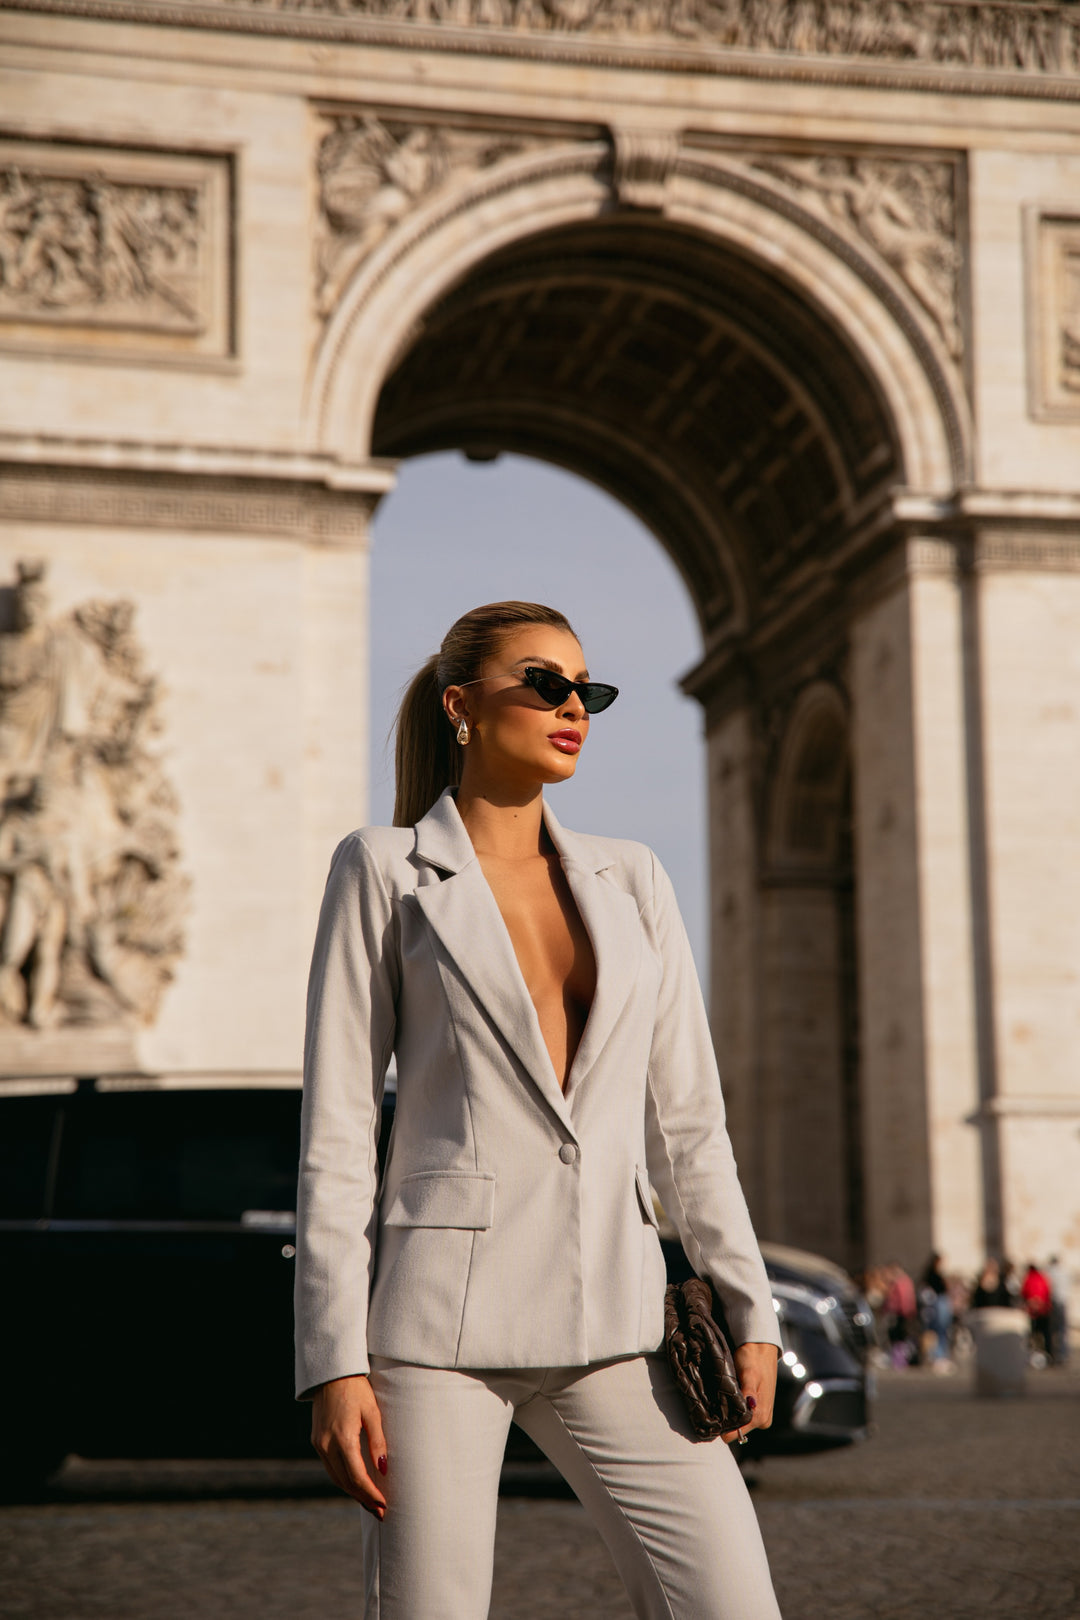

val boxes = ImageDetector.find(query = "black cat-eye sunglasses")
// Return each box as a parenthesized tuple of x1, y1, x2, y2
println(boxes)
(459, 666, 619, 714)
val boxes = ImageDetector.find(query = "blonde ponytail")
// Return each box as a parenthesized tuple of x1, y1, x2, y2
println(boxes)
(392, 601, 575, 828)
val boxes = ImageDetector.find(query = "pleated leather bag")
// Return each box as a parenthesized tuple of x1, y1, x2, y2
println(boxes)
(663, 1277, 751, 1440)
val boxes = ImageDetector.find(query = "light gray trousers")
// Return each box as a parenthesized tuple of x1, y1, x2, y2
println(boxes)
(360, 1353, 783, 1620)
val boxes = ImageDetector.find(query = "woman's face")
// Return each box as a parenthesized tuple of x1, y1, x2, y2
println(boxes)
(446, 624, 595, 789)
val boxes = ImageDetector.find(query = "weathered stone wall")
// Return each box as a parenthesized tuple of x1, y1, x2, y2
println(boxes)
(1, 0, 1077, 1308)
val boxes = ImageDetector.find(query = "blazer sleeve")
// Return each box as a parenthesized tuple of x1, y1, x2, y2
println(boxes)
(294, 833, 399, 1398)
(642, 850, 782, 1351)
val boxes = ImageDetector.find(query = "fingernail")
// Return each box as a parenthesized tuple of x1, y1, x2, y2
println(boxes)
(377, 1455, 388, 1476)
(746, 1396, 757, 1410)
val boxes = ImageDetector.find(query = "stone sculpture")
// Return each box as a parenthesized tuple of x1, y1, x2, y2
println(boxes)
(747, 154, 962, 358)
(0, 562, 186, 1030)
(316, 113, 539, 314)
(0, 164, 202, 330)
(163, 0, 1080, 79)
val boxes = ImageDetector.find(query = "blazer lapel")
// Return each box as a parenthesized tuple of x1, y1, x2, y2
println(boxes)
(542, 803, 642, 1105)
(412, 792, 576, 1134)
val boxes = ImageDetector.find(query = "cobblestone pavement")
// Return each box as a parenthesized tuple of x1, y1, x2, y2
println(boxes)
(2, 1365, 1078, 1620)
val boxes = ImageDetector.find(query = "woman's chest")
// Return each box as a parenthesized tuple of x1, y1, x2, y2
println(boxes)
(478, 852, 597, 1009)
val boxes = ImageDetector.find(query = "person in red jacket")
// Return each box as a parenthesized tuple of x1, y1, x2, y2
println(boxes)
(1021, 1263, 1053, 1360)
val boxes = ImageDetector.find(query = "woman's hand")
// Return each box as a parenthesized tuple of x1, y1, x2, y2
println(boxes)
(721, 1341, 778, 1445)
(311, 1373, 389, 1517)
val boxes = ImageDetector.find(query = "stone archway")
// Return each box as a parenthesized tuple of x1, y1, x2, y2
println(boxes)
(311, 149, 966, 1264)
(6, 0, 1080, 1300)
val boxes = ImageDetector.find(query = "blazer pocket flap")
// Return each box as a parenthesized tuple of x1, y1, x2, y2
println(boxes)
(635, 1166, 660, 1229)
(384, 1170, 496, 1230)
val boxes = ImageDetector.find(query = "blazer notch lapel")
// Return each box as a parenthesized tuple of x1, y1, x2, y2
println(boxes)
(412, 870, 577, 1135)
(562, 862, 642, 1093)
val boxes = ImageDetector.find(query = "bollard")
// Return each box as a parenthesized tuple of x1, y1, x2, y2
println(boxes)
(968, 1307, 1029, 1396)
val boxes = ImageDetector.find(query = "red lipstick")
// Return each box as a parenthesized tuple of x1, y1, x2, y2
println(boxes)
(550, 729, 582, 754)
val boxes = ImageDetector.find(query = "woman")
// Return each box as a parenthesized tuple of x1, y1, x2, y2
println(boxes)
(295, 601, 783, 1620)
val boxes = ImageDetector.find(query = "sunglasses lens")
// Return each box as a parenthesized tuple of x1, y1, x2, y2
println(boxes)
(581, 684, 618, 714)
(522, 669, 618, 713)
(526, 670, 573, 705)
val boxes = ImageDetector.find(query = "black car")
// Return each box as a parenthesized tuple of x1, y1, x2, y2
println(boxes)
(0, 1080, 869, 1490)
(1, 1078, 309, 1489)
(662, 1231, 872, 1456)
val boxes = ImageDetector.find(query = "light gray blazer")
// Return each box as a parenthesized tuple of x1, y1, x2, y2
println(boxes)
(294, 789, 781, 1399)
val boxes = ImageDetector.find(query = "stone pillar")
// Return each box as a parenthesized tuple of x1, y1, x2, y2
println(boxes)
(970, 535, 1080, 1297)
(0, 462, 387, 1087)
(849, 539, 984, 1279)
(704, 704, 767, 1228)
(759, 883, 849, 1261)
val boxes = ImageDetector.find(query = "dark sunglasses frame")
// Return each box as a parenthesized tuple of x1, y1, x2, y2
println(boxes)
(517, 666, 619, 714)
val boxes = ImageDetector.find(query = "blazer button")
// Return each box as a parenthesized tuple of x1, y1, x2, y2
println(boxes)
(558, 1143, 579, 1164)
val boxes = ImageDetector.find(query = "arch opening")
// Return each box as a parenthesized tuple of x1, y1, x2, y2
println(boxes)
(367, 212, 917, 1268)
(372, 216, 905, 648)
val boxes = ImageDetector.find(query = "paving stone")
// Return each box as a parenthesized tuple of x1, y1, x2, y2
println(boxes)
(1, 1365, 1077, 1619)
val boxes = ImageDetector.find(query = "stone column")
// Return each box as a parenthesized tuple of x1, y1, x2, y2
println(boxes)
(849, 539, 984, 1279)
(759, 882, 851, 1265)
(704, 704, 768, 1228)
(970, 533, 1080, 1295)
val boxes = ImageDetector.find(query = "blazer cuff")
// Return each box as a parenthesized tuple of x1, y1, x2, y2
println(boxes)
(723, 1302, 783, 1353)
(294, 1350, 371, 1402)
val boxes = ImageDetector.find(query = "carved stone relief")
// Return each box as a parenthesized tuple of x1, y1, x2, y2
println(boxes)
(1027, 211, 1080, 419)
(316, 114, 544, 315)
(88, 0, 1080, 81)
(0, 561, 186, 1031)
(0, 141, 232, 359)
(747, 154, 963, 360)
(316, 113, 966, 376)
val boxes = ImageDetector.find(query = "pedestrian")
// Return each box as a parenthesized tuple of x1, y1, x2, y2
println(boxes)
(1021, 1262, 1054, 1361)
(293, 602, 784, 1620)
(1001, 1257, 1022, 1305)
(971, 1257, 1011, 1309)
(919, 1252, 953, 1366)
(884, 1263, 917, 1367)
(1046, 1256, 1070, 1365)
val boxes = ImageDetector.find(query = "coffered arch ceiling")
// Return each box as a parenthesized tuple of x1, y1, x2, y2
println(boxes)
(372, 219, 903, 644)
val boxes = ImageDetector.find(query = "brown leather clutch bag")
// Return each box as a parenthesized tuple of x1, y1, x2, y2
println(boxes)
(663, 1277, 751, 1441)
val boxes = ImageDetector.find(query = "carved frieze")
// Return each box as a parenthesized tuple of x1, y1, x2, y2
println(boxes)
(0, 561, 187, 1031)
(36, 0, 1080, 85)
(0, 141, 232, 359)
(316, 114, 545, 315)
(747, 154, 963, 359)
(1026, 211, 1080, 419)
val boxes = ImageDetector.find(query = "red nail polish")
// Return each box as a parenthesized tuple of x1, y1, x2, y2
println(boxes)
(746, 1396, 757, 1411)
(377, 1455, 388, 1476)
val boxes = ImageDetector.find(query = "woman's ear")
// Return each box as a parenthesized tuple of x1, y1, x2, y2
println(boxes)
(442, 685, 467, 726)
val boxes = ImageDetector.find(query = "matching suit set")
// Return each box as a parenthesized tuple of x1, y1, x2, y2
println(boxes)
(294, 788, 784, 1619)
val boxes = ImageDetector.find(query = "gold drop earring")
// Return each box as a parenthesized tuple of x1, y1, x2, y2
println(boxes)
(456, 717, 469, 745)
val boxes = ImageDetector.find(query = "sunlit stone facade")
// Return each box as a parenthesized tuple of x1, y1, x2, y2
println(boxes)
(1, 0, 1078, 1306)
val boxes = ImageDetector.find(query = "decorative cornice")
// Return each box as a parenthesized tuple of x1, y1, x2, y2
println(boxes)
(971, 532, 1080, 571)
(4, 0, 1080, 101)
(0, 459, 390, 541)
(0, 431, 397, 492)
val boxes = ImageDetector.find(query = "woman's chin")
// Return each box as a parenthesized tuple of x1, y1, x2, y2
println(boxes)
(541, 753, 579, 784)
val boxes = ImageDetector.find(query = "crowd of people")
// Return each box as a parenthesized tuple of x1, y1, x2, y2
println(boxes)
(858, 1254, 1070, 1371)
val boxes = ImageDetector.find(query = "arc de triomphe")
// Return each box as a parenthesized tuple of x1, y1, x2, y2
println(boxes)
(1, 0, 1078, 1297)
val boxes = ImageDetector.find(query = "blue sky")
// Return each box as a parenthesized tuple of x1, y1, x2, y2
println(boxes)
(368, 452, 710, 975)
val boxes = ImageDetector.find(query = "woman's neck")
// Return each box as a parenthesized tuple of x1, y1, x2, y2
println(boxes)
(455, 785, 548, 861)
